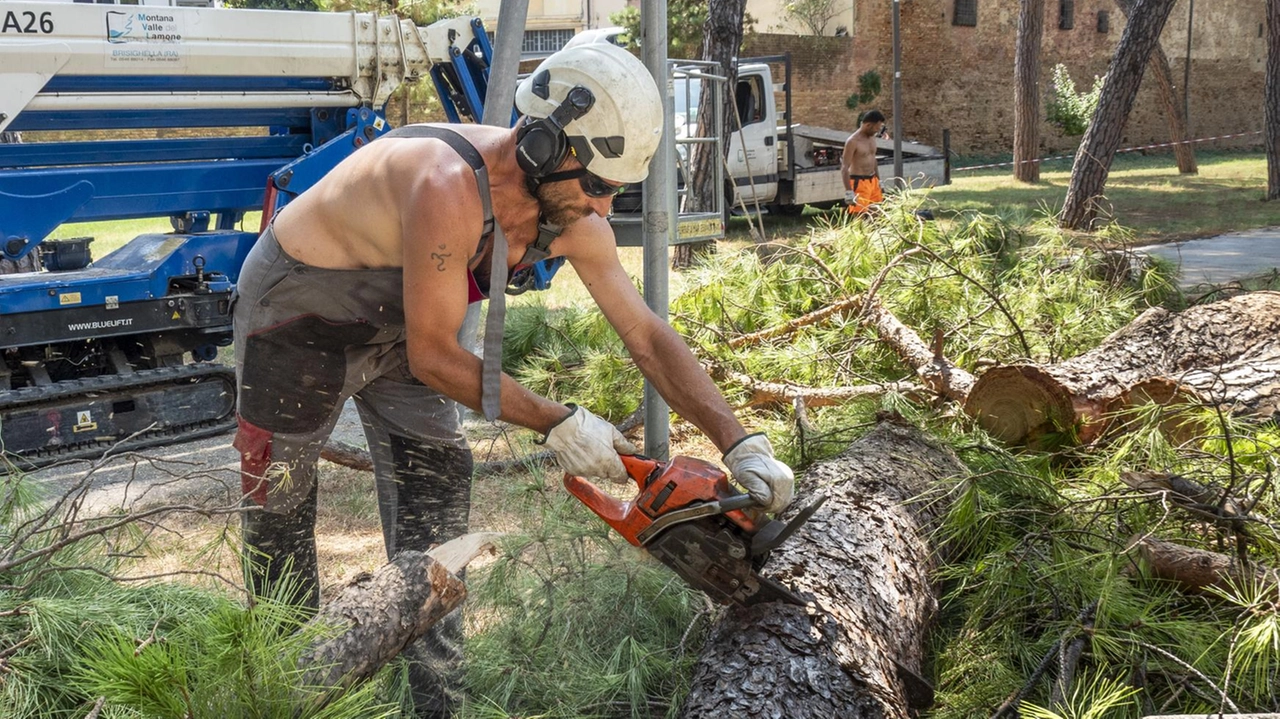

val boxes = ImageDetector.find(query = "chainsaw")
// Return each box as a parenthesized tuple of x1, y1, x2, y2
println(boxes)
(564, 453, 826, 607)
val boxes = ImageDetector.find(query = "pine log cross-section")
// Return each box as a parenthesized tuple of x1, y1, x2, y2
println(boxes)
(679, 421, 966, 719)
(963, 291, 1280, 446)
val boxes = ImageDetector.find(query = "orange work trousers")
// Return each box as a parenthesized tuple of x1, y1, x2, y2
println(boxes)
(847, 174, 884, 215)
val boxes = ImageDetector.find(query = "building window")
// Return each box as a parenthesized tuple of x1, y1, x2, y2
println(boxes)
(953, 0, 977, 27)
(522, 29, 576, 56)
(1059, 0, 1075, 29)
(1097, 10, 1110, 33)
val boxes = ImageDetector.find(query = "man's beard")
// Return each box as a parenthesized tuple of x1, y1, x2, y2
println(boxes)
(535, 183, 591, 226)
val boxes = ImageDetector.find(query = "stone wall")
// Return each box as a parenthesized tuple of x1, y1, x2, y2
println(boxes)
(743, 0, 1266, 157)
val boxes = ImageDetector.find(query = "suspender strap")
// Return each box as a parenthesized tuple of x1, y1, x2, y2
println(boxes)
(383, 125, 496, 264)
(381, 124, 506, 421)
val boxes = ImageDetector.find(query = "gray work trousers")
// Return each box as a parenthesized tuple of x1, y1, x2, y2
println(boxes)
(232, 226, 473, 717)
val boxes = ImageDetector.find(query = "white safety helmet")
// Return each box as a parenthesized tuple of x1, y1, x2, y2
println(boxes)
(515, 42, 663, 184)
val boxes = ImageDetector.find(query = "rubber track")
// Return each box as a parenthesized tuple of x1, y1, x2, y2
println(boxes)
(1, 364, 237, 470)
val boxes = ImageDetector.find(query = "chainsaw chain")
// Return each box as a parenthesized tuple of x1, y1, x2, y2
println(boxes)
(1, 363, 237, 470)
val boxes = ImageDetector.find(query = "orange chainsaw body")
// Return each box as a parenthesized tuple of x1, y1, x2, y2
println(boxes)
(563, 454, 764, 547)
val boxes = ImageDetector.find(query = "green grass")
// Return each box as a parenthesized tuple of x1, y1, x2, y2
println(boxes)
(49, 212, 264, 260)
(931, 150, 1272, 243)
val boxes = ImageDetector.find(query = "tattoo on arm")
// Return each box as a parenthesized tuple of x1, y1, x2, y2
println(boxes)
(430, 244, 451, 272)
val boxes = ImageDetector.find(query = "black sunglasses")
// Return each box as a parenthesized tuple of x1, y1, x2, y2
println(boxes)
(540, 168, 628, 198)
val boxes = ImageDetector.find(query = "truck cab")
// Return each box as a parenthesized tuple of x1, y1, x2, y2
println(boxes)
(677, 54, 947, 215)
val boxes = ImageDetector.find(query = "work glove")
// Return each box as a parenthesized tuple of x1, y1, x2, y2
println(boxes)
(723, 433, 794, 514)
(844, 190, 857, 205)
(541, 404, 637, 483)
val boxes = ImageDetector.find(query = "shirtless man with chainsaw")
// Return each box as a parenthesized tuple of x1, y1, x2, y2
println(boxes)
(232, 42, 794, 717)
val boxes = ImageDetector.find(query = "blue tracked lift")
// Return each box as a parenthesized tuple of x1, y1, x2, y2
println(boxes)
(0, 2, 419, 466)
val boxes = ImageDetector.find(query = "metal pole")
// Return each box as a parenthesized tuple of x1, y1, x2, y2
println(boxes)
(891, 0, 904, 187)
(481, 0, 528, 127)
(641, 0, 673, 460)
(942, 128, 951, 185)
(1182, 0, 1193, 133)
(457, 0, 528, 376)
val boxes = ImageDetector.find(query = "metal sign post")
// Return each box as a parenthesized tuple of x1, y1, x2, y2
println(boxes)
(892, 0, 904, 187)
(482, 0, 528, 127)
(640, 0, 673, 460)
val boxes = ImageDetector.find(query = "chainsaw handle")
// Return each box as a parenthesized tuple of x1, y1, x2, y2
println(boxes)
(618, 453, 660, 489)
(562, 454, 659, 545)
(563, 473, 629, 525)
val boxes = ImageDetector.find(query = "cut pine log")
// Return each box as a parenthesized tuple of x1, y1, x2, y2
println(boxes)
(679, 422, 965, 718)
(963, 291, 1280, 445)
(297, 533, 499, 704)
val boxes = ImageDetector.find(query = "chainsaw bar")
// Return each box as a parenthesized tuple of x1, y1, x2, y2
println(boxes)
(644, 517, 806, 606)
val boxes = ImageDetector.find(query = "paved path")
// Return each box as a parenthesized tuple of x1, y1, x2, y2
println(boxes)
(1134, 226, 1280, 292)
(25, 398, 372, 512)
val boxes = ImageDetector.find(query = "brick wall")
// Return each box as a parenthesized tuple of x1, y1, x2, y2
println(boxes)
(742, 34, 863, 134)
(743, 0, 1266, 157)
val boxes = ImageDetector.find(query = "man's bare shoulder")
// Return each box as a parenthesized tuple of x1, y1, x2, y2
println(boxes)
(556, 213, 617, 260)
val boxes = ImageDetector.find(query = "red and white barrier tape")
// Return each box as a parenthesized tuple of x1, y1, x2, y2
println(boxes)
(952, 130, 1264, 173)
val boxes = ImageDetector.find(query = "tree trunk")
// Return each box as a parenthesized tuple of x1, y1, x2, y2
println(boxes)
(1013, 0, 1045, 183)
(963, 291, 1280, 445)
(297, 534, 497, 704)
(1267, 0, 1280, 200)
(1060, 0, 1179, 229)
(1114, 0, 1197, 174)
(679, 421, 966, 718)
(674, 0, 747, 268)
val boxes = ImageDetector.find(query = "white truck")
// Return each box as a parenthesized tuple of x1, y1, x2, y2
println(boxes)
(676, 54, 948, 216)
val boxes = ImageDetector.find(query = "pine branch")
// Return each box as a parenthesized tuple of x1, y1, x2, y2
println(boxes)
(903, 241, 1033, 358)
(0, 502, 253, 577)
(722, 368, 921, 408)
(720, 289, 975, 403)
(1115, 635, 1240, 713)
(1120, 470, 1260, 536)
(989, 599, 1099, 719)
(861, 297, 977, 401)
(727, 295, 866, 349)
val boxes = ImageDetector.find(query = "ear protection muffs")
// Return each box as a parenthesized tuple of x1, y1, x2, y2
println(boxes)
(515, 77, 596, 179)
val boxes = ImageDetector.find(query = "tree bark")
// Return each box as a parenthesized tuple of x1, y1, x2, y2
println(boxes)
(1013, 0, 1046, 183)
(1267, 0, 1280, 200)
(1114, 0, 1197, 174)
(1060, 0, 1179, 229)
(675, 0, 747, 268)
(297, 534, 497, 703)
(680, 421, 966, 718)
(1129, 536, 1276, 595)
(963, 291, 1280, 445)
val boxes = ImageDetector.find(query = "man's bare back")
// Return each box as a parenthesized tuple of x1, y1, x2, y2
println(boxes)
(270, 124, 536, 273)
